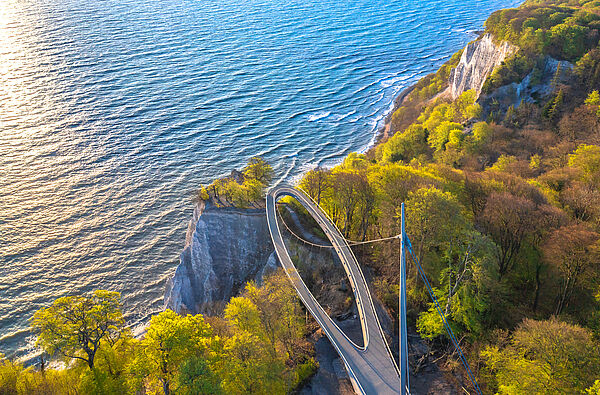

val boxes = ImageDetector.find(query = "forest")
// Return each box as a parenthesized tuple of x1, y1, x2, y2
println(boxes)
(296, 0, 600, 392)
(0, 273, 316, 394)
(3, 0, 600, 393)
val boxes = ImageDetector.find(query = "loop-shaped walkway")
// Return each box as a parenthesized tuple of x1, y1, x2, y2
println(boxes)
(266, 185, 400, 394)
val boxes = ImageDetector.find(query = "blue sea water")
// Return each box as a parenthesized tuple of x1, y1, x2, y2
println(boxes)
(0, 0, 522, 359)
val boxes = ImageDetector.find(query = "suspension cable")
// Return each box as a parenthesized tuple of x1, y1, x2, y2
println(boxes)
(405, 237, 483, 395)
(347, 234, 401, 245)
(275, 203, 400, 247)
(275, 205, 334, 248)
(277, 195, 480, 393)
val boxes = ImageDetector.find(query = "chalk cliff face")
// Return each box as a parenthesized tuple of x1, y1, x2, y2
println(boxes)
(446, 33, 517, 99)
(480, 56, 573, 111)
(164, 201, 278, 315)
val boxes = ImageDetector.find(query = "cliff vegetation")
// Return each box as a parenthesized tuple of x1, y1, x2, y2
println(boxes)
(0, 272, 316, 395)
(295, 0, 600, 392)
(4, 0, 600, 393)
(196, 157, 273, 209)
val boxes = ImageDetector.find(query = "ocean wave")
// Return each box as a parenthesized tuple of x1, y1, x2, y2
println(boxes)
(0, 0, 524, 359)
(307, 111, 331, 122)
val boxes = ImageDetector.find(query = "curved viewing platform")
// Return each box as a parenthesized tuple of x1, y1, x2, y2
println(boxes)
(266, 184, 401, 395)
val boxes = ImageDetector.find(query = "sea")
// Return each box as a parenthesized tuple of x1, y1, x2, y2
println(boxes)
(0, 0, 522, 359)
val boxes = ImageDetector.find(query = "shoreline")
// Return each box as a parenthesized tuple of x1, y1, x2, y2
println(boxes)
(374, 83, 417, 145)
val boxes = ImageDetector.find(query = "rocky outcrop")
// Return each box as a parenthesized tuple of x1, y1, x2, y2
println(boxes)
(446, 33, 517, 99)
(164, 201, 278, 315)
(479, 56, 573, 112)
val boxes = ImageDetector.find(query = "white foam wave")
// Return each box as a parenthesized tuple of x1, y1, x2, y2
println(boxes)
(307, 111, 331, 122)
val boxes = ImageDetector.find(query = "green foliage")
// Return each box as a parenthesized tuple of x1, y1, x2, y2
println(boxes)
(485, 2, 600, 61)
(243, 156, 274, 185)
(409, 189, 497, 339)
(405, 187, 469, 260)
(1, 270, 312, 395)
(569, 144, 600, 184)
(489, 154, 518, 172)
(576, 48, 600, 88)
(482, 318, 600, 394)
(217, 332, 287, 395)
(31, 290, 125, 369)
(585, 90, 600, 106)
(380, 124, 428, 163)
(0, 355, 77, 395)
(380, 90, 481, 169)
(482, 53, 540, 94)
(199, 157, 273, 208)
(465, 122, 493, 153)
(587, 380, 600, 394)
(542, 88, 564, 121)
(0, 355, 21, 394)
(299, 166, 331, 206)
(406, 49, 464, 103)
(225, 297, 262, 334)
(217, 272, 311, 394)
(293, 358, 319, 388)
(136, 310, 213, 394)
(177, 356, 222, 395)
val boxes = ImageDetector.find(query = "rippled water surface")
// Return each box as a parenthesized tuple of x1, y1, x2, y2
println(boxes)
(0, 0, 521, 358)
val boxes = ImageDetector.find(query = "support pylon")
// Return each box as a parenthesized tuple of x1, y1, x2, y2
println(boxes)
(399, 203, 409, 394)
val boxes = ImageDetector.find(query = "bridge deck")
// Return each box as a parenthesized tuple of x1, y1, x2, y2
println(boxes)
(266, 185, 400, 395)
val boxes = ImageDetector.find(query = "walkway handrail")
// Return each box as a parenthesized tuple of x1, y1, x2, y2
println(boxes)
(267, 185, 401, 394)
(291, 186, 401, 376)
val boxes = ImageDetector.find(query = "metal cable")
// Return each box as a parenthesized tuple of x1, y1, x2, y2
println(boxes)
(275, 206, 334, 248)
(275, 203, 400, 247)
(405, 236, 483, 395)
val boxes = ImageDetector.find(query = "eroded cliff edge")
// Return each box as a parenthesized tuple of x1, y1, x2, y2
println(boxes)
(445, 33, 518, 99)
(164, 200, 278, 315)
(164, 31, 540, 394)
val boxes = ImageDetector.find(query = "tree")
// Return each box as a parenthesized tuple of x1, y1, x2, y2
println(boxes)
(528, 204, 567, 312)
(558, 105, 600, 141)
(587, 380, 600, 395)
(416, 231, 496, 338)
(576, 48, 600, 88)
(78, 336, 137, 394)
(224, 297, 262, 336)
(561, 181, 600, 222)
(0, 354, 22, 394)
(31, 290, 125, 369)
(177, 356, 222, 395)
(138, 310, 213, 395)
(217, 332, 287, 395)
(355, 176, 376, 241)
(243, 157, 273, 185)
(543, 224, 600, 315)
(542, 89, 563, 122)
(331, 171, 364, 237)
(586, 90, 600, 106)
(478, 192, 541, 277)
(219, 271, 310, 394)
(0, 354, 76, 395)
(380, 124, 428, 163)
(482, 318, 600, 394)
(299, 167, 331, 206)
(242, 273, 307, 363)
(428, 121, 463, 153)
(405, 187, 469, 267)
(569, 144, 600, 185)
(465, 122, 493, 153)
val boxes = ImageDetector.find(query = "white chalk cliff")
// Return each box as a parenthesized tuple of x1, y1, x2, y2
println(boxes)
(446, 33, 517, 99)
(164, 201, 277, 315)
